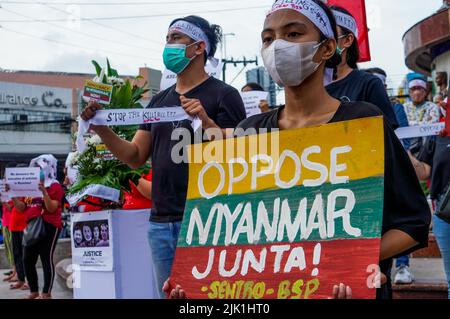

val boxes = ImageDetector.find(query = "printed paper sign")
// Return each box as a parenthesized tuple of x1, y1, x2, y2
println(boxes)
(0, 179, 9, 202)
(96, 144, 116, 161)
(395, 123, 445, 139)
(71, 211, 114, 271)
(241, 91, 269, 118)
(82, 80, 113, 105)
(170, 117, 385, 299)
(5, 167, 41, 198)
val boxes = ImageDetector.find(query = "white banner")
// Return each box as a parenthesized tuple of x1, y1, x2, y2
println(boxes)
(241, 91, 269, 118)
(5, 167, 41, 198)
(76, 107, 201, 152)
(71, 211, 114, 272)
(160, 59, 223, 91)
(66, 184, 121, 207)
(0, 179, 9, 202)
(395, 123, 445, 139)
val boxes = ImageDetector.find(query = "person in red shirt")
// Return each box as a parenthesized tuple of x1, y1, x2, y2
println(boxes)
(1, 199, 15, 283)
(10, 155, 64, 299)
(9, 198, 28, 290)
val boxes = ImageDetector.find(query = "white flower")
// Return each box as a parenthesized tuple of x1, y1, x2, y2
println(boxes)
(87, 135, 102, 146)
(68, 151, 79, 167)
(107, 77, 125, 87)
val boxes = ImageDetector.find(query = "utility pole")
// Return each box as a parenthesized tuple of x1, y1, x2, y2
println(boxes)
(222, 32, 235, 60)
(222, 56, 259, 83)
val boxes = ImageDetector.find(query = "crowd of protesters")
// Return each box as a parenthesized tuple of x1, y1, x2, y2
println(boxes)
(1, 0, 449, 300)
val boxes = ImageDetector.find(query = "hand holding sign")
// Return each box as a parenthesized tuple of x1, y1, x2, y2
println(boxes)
(5, 167, 41, 198)
(180, 96, 210, 128)
(164, 277, 353, 299)
(80, 101, 104, 130)
(241, 91, 270, 118)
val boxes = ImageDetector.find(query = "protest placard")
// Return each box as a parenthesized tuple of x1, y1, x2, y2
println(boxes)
(5, 167, 41, 198)
(82, 80, 113, 105)
(241, 91, 269, 118)
(71, 211, 114, 271)
(0, 179, 8, 202)
(170, 117, 385, 299)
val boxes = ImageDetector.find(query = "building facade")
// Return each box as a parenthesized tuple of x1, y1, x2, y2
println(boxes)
(0, 67, 161, 172)
(403, 0, 450, 82)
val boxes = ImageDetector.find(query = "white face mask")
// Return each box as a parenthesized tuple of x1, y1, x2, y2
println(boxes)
(261, 39, 324, 87)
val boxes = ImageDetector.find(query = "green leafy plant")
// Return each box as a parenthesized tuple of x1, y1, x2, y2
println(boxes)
(68, 59, 151, 203)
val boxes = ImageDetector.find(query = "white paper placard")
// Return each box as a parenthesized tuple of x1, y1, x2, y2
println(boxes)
(0, 179, 9, 202)
(5, 167, 41, 198)
(241, 91, 269, 118)
(71, 211, 114, 272)
(395, 123, 445, 139)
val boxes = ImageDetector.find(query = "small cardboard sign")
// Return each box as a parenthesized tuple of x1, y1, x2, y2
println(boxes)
(83, 80, 113, 105)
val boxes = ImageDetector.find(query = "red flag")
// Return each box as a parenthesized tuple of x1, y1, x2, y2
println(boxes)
(325, 0, 371, 62)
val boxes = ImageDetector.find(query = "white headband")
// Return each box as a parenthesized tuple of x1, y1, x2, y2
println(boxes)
(409, 79, 427, 90)
(268, 0, 335, 39)
(169, 20, 211, 55)
(332, 9, 359, 38)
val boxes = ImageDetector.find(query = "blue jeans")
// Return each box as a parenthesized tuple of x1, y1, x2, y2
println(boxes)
(147, 220, 182, 299)
(433, 214, 450, 299)
(395, 255, 410, 268)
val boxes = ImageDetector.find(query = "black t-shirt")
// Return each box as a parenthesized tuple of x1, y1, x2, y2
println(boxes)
(237, 102, 430, 256)
(418, 136, 450, 199)
(139, 77, 246, 223)
(326, 69, 399, 129)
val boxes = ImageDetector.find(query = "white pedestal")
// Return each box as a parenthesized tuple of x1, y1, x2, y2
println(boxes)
(72, 209, 158, 299)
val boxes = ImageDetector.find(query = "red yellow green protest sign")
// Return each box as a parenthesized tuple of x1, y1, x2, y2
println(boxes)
(170, 117, 385, 299)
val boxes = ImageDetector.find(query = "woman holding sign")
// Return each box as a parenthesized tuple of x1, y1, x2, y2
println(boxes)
(9, 155, 64, 299)
(164, 0, 431, 300)
(80, 16, 246, 298)
(324, 6, 398, 129)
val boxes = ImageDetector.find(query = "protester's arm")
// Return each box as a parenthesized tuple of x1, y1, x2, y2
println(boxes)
(136, 178, 152, 200)
(380, 230, 419, 261)
(39, 183, 59, 213)
(80, 101, 152, 169)
(180, 95, 225, 140)
(2, 201, 12, 211)
(408, 151, 432, 181)
(12, 198, 26, 213)
(4, 184, 26, 212)
(380, 120, 431, 260)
